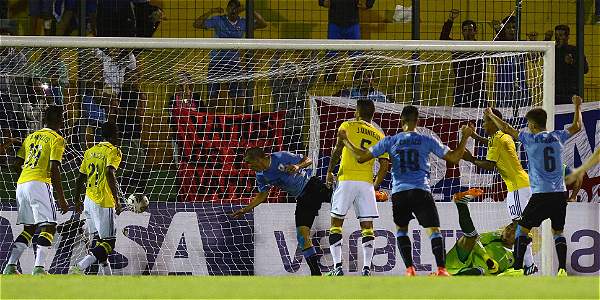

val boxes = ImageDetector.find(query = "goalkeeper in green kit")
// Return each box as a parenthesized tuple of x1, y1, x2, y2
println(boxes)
(445, 188, 516, 276)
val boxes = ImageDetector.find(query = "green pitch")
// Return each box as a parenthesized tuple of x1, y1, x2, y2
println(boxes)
(0, 275, 598, 299)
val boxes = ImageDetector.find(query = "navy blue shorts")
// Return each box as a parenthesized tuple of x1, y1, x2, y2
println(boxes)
(29, 0, 53, 17)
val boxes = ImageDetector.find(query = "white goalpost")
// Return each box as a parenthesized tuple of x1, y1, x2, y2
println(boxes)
(0, 36, 556, 275)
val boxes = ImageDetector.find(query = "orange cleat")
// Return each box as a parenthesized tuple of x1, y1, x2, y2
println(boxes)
(453, 188, 484, 204)
(432, 267, 450, 276)
(405, 266, 417, 277)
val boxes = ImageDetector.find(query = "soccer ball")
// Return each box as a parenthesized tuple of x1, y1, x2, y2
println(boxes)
(126, 193, 149, 213)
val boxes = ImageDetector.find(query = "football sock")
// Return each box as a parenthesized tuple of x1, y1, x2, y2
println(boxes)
(524, 242, 534, 267)
(395, 231, 413, 268)
(100, 261, 112, 275)
(302, 246, 321, 276)
(34, 246, 51, 268)
(7, 231, 32, 265)
(513, 233, 530, 270)
(455, 202, 477, 237)
(329, 227, 343, 268)
(361, 228, 375, 270)
(554, 235, 567, 270)
(430, 232, 446, 268)
(78, 254, 97, 270)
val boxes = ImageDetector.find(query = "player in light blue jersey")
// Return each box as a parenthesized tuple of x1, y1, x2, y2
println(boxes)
(340, 105, 473, 276)
(231, 148, 332, 275)
(485, 95, 583, 276)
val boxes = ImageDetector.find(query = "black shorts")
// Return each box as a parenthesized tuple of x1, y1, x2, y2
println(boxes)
(295, 177, 332, 228)
(392, 189, 440, 228)
(519, 192, 567, 231)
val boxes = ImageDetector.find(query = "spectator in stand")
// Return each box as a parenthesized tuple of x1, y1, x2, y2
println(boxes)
(0, 28, 29, 138)
(29, 0, 54, 35)
(54, 0, 97, 36)
(95, 48, 136, 124)
(492, 16, 530, 109)
(335, 68, 388, 103)
(81, 80, 108, 149)
(270, 51, 320, 152)
(118, 76, 150, 196)
(96, 0, 136, 37)
(31, 49, 69, 106)
(168, 71, 206, 163)
(440, 9, 485, 108)
(554, 25, 589, 105)
(132, 0, 165, 37)
(319, 0, 375, 83)
(193, 0, 267, 113)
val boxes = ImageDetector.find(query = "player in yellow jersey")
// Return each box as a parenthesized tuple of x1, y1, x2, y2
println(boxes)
(325, 99, 390, 276)
(462, 108, 538, 275)
(3, 106, 69, 275)
(69, 122, 122, 275)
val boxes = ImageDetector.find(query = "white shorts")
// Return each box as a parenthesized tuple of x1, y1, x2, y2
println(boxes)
(83, 196, 116, 239)
(331, 180, 378, 220)
(505, 187, 532, 220)
(16, 181, 57, 225)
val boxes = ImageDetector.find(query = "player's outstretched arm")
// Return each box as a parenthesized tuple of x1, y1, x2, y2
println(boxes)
(338, 130, 374, 164)
(565, 148, 600, 185)
(193, 7, 223, 29)
(50, 161, 68, 214)
(106, 166, 122, 214)
(230, 191, 269, 218)
(374, 158, 390, 190)
(485, 108, 519, 140)
(567, 95, 583, 136)
(462, 149, 496, 171)
(443, 125, 473, 164)
(74, 172, 86, 214)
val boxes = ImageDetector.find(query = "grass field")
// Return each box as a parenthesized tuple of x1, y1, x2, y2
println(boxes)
(0, 275, 598, 299)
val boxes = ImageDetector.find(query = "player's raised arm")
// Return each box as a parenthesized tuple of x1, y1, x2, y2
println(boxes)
(462, 148, 496, 171)
(230, 191, 269, 218)
(485, 108, 519, 140)
(565, 148, 600, 185)
(443, 125, 473, 164)
(567, 95, 583, 136)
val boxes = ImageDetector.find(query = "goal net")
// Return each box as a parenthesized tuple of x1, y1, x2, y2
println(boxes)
(0, 37, 556, 275)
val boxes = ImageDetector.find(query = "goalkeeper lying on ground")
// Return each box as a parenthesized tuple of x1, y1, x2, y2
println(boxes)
(446, 189, 516, 276)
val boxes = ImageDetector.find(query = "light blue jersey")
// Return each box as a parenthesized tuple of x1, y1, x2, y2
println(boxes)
(370, 131, 449, 193)
(256, 151, 311, 198)
(518, 130, 571, 194)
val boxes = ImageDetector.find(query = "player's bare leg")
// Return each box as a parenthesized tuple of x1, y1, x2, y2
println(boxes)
(3, 225, 36, 275)
(359, 220, 374, 276)
(327, 217, 344, 276)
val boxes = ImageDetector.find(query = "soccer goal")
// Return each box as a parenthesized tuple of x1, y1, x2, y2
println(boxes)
(0, 36, 557, 275)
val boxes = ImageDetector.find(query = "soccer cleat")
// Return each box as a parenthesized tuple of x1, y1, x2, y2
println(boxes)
(486, 258, 499, 274)
(361, 267, 371, 276)
(432, 267, 450, 276)
(524, 263, 539, 276)
(497, 268, 524, 276)
(452, 188, 484, 204)
(32, 266, 48, 275)
(68, 265, 84, 275)
(405, 266, 417, 277)
(326, 266, 344, 276)
(557, 268, 568, 277)
(2, 264, 21, 275)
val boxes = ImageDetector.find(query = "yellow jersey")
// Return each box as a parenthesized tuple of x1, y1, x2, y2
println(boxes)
(17, 128, 65, 185)
(79, 142, 122, 208)
(338, 120, 389, 183)
(486, 131, 530, 192)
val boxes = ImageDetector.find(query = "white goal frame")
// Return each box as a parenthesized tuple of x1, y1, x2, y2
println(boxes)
(0, 36, 556, 275)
